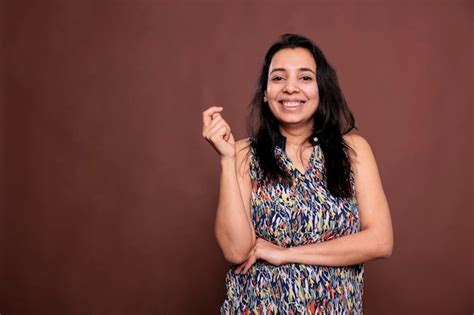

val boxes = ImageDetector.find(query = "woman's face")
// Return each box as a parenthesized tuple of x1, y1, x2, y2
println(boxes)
(264, 47, 319, 127)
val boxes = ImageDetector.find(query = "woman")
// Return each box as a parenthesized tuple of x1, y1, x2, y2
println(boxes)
(202, 33, 393, 314)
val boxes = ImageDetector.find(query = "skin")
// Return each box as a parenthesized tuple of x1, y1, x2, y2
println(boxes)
(202, 47, 394, 272)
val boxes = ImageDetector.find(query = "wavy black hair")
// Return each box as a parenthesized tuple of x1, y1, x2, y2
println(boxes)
(246, 33, 358, 198)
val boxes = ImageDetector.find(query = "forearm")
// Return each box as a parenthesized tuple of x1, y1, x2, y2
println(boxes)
(284, 229, 392, 267)
(215, 157, 255, 264)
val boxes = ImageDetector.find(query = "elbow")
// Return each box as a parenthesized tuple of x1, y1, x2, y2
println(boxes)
(220, 242, 253, 264)
(367, 228, 393, 259)
(215, 227, 255, 264)
(380, 243, 393, 258)
(377, 238, 394, 259)
(216, 234, 252, 264)
(369, 227, 393, 259)
(221, 242, 252, 264)
(224, 252, 248, 265)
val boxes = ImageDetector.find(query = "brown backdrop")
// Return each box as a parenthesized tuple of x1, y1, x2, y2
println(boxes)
(1, 1, 472, 314)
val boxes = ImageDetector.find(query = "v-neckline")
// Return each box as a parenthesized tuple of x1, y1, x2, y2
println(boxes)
(274, 131, 319, 176)
(281, 145, 316, 176)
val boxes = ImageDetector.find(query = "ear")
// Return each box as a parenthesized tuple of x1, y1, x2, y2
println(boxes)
(263, 92, 267, 102)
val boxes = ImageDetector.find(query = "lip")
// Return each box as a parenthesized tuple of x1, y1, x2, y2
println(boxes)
(279, 100, 306, 106)
(279, 99, 307, 103)
(279, 100, 305, 112)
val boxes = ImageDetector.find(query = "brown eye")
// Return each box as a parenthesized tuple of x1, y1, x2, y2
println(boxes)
(301, 76, 313, 81)
(271, 76, 284, 81)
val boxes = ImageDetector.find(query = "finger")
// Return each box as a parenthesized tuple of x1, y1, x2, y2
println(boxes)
(222, 124, 232, 142)
(206, 122, 231, 143)
(239, 258, 251, 275)
(202, 116, 227, 139)
(202, 115, 223, 137)
(241, 246, 258, 274)
(235, 245, 256, 274)
(242, 255, 257, 274)
(209, 126, 231, 144)
(234, 262, 246, 274)
(202, 106, 223, 126)
(203, 106, 223, 118)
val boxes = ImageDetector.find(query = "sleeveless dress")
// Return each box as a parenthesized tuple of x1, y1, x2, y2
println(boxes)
(220, 134, 364, 315)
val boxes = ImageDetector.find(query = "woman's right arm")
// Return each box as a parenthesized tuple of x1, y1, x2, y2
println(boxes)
(215, 139, 256, 264)
(202, 106, 256, 264)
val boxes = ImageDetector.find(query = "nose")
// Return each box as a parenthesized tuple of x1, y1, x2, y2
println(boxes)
(283, 78, 299, 93)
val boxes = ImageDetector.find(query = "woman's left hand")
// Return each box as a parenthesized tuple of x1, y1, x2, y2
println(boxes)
(234, 238, 288, 274)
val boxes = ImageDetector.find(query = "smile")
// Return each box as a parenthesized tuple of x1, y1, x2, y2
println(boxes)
(280, 101, 305, 108)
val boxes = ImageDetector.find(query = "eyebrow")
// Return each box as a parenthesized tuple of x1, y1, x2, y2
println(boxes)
(270, 67, 316, 74)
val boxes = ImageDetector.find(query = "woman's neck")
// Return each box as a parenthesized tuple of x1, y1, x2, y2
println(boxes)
(279, 126, 313, 148)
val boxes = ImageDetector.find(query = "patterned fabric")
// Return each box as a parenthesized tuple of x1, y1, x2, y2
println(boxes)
(220, 135, 364, 314)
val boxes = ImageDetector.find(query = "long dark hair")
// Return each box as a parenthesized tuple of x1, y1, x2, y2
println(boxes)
(246, 33, 358, 198)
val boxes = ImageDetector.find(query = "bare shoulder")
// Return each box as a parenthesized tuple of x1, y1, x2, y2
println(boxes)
(235, 138, 252, 178)
(343, 132, 370, 153)
(342, 133, 375, 173)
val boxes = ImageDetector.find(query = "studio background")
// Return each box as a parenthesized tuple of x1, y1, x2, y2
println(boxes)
(0, 1, 472, 314)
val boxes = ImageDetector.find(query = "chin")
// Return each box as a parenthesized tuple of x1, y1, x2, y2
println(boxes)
(278, 117, 309, 125)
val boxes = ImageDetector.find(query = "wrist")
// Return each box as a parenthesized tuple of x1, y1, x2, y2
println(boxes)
(220, 155, 236, 167)
(281, 247, 294, 265)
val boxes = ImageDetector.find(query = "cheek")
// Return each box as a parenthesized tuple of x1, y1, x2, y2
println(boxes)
(266, 85, 279, 98)
(302, 85, 319, 99)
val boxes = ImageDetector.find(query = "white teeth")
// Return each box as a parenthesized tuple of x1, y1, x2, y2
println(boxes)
(282, 101, 303, 107)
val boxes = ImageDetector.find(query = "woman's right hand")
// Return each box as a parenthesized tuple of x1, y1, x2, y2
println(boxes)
(202, 106, 236, 158)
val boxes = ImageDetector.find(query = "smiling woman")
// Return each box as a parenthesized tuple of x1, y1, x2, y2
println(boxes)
(202, 33, 394, 314)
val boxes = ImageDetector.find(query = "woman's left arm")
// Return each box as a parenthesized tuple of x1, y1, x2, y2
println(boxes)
(284, 134, 394, 266)
(235, 134, 394, 274)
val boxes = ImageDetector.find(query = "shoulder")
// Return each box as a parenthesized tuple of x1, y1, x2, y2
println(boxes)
(235, 137, 252, 151)
(343, 132, 370, 151)
(235, 137, 253, 160)
(342, 133, 375, 170)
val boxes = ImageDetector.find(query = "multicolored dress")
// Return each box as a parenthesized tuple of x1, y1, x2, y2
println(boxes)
(220, 134, 364, 314)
